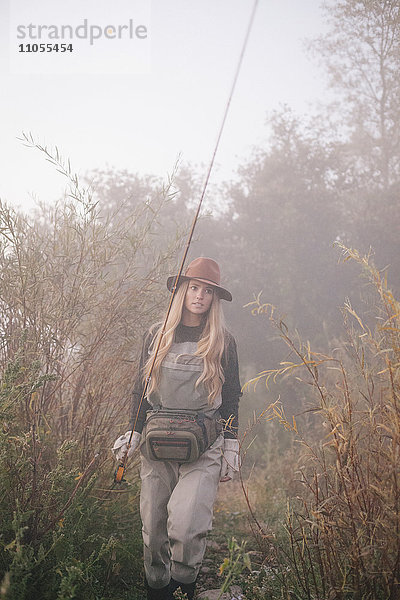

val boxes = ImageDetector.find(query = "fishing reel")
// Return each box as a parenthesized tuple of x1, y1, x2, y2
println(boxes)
(114, 463, 126, 483)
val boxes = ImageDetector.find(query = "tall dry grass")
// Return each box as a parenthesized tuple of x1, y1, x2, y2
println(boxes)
(243, 245, 400, 600)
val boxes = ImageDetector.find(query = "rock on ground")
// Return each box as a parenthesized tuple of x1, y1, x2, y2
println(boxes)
(197, 585, 244, 600)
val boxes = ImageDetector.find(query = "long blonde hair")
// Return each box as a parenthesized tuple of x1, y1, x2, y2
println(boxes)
(143, 280, 226, 403)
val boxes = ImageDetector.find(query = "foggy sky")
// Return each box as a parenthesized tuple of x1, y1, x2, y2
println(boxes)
(0, 0, 330, 212)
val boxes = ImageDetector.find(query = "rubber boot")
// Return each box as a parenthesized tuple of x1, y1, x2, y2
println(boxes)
(145, 578, 170, 600)
(168, 578, 196, 599)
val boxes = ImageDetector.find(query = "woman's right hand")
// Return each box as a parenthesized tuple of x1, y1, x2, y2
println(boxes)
(112, 431, 142, 461)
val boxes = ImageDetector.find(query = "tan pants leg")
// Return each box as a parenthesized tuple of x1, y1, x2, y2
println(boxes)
(140, 457, 176, 588)
(140, 435, 223, 588)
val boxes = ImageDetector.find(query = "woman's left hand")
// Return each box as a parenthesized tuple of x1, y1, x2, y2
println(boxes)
(220, 438, 240, 482)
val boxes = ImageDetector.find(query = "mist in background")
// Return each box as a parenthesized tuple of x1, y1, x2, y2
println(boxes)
(1, 0, 329, 209)
(1, 0, 399, 408)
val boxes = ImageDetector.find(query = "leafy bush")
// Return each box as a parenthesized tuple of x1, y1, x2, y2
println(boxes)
(0, 139, 183, 598)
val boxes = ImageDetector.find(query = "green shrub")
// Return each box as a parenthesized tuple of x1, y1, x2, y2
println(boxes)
(0, 140, 183, 599)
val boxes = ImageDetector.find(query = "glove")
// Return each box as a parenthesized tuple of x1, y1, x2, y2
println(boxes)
(112, 431, 141, 462)
(220, 438, 240, 482)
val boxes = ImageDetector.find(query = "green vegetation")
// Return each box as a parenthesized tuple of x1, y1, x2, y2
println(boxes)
(0, 143, 181, 599)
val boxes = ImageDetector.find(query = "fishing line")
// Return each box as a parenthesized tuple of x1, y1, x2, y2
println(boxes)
(114, 0, 260, 483)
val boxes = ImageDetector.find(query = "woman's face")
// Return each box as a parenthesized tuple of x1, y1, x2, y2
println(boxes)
(183, 279, 214, 317)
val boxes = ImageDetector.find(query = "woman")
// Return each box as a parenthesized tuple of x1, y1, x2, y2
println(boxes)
(113, 257, 241, 600)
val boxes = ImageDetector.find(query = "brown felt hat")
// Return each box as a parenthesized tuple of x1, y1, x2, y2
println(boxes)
(167, 257, 232, 302)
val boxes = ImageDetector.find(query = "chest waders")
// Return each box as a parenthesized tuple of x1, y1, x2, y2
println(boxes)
(140, 341, 224, 589)
(142, 341, 223, 463)
(112, 1, 260, 597)
(113, 0, 259, 487)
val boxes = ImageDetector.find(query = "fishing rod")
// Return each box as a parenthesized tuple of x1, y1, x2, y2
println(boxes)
(114, 0, 260, 483)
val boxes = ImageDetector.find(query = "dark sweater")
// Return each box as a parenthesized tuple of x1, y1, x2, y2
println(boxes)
(129, 322, 242, 439)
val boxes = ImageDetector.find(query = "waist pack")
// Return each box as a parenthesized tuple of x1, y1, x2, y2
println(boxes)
(143, 409, 222, 463)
